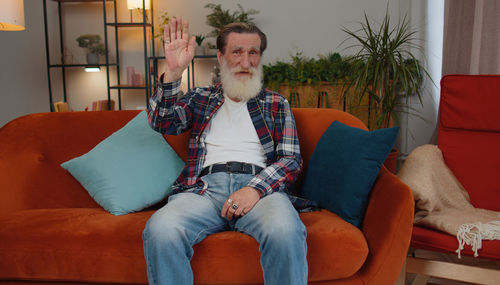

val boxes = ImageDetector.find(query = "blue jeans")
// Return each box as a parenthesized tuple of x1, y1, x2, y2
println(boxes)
(143, 172, 308, 285)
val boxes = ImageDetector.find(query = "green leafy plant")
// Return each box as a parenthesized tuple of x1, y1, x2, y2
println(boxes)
(340, 9, 431, 129)
(206, 42, 217, 50)
(76, 34, 105, 55)
(204, 3, 259, 37)
(155, 11, 171, 40)
(264, 52, 353, 91)
(195, 35, 205, 46)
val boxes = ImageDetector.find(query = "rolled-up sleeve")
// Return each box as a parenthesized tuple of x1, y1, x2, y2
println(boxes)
(147, 76, 193, 135)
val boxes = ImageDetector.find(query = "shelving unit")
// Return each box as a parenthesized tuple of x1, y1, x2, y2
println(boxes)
(103, 0, 154, 109)
(43, 0, 109, 112)
(42, 0, 154, 111)
(102, 0, 155, 110)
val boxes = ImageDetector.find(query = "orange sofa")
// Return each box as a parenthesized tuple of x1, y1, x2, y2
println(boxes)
(0, 108, 413, 284)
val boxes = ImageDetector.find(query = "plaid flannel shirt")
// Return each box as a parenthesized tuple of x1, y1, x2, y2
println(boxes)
(147, 77, 306, 203)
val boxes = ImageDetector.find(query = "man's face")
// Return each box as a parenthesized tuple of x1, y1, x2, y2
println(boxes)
(217, 32, 261, 81)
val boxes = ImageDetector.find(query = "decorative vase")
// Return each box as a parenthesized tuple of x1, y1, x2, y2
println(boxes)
(86, 53, 99, 65)
(195, 46, 205, 56)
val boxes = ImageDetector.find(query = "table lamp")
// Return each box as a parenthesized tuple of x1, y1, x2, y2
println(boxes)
(127, 0, 150, 22)
(0, 0, 25, 31)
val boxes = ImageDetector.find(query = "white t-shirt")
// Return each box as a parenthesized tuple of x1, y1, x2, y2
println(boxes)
(203, 96, 266, 168)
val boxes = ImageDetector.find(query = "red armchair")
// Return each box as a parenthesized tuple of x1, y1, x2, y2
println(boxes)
(405, 75, 500, 283)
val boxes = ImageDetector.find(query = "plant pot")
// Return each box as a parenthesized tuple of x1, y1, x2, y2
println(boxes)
(86, 53, 99, 65)
(278, 82, 344, 109)
(195, 46, 205, 56)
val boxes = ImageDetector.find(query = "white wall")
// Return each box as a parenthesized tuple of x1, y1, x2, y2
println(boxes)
(397, 0, 444, 160)
(1, 0, 442, 159)
(0, 0, 48, 125)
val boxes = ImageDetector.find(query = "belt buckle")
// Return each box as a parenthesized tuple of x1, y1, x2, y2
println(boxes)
(226, 161, 244, 173)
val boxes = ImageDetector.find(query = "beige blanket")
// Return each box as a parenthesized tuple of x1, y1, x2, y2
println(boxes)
(398, 144, 500, 258)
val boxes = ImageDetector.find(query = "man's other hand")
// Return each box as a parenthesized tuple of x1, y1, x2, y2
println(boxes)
(221, 186, 261, 220)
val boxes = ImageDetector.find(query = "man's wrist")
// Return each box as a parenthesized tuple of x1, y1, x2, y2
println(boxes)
(163, 69, 183, 83)
(245, 185, 263, 198)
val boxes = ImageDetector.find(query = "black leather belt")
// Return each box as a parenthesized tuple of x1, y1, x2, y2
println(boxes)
(200, 162, 264, 177)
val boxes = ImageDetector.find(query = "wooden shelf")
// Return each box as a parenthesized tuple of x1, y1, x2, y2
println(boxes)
(149, 55, 217, 60)
(49, 63, 116, 68)
(106, 23, 152, 27)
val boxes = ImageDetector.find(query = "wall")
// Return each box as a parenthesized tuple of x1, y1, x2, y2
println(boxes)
(0, 0, 442, 158)
(0, 0, 48, 126)
(399, 0, 444, 159)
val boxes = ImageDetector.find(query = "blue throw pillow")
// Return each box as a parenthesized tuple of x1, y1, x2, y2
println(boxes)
(61, 111, 184, 215)
(301, 121, 399, 227)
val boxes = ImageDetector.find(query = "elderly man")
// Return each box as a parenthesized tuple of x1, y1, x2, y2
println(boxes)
(143, 18, 307, 285)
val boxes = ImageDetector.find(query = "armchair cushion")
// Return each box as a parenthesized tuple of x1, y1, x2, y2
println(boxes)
(301, 120, 399, 227)
(61, 111, 185, 215)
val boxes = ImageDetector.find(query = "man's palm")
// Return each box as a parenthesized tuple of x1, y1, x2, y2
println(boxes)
(163, 18, 196, 82)
(165, 39, 195, 71)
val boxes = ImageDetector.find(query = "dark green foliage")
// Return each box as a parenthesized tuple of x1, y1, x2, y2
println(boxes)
(76, 34, 106, 55)
(263, 52, 354, 92)
(205, 3, 259, 37)
(340, 9, 432, 129)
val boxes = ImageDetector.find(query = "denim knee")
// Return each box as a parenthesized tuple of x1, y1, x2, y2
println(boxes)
(143, 214, 185, 248)
(260, 216, 307, 247)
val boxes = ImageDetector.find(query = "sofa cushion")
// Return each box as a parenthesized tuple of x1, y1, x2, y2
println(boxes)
(301, 120, 399, 227)
(412, 225, 500, 261)
(0, 209, 367, 284)
(61, 111, 185, 215)
(0, 208, 150, 284)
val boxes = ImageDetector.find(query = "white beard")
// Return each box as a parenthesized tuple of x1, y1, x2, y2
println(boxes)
(219, 58, 263, 102)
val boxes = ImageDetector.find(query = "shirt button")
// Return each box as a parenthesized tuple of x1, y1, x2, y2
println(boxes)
(217, 102, 221, 105)
(195, 136, 199, 140)
(205, 116, 210, 120)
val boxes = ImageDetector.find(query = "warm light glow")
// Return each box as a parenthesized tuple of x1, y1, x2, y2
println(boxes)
(127, 0, 150, 10)
(0, 0, 25, 31)
(85, 66, 100, 72)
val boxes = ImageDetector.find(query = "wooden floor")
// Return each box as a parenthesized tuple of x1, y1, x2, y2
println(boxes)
(404, 249, 500, 285)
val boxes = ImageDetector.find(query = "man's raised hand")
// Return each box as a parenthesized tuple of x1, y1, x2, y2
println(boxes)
(163, 18, 196, 82)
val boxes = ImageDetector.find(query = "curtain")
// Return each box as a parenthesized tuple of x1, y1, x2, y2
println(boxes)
(442, 0, 500, 75)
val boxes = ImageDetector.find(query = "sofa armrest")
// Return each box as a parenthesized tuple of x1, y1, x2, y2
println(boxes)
(358, 167, 414, 284)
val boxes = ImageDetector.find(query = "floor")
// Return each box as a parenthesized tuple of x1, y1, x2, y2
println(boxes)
(404, 249, 500, 285)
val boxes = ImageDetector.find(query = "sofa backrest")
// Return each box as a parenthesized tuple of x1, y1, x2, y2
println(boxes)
(0, 108, 366, 213)
(438, 75, 500, 211)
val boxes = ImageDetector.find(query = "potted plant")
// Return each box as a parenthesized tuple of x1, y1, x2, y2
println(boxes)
(340, 9, 432, 172)
(264, 52, 352, 108)
(155, 11, 170, 44)
(205, 42, 217, 56)
(340, 10, 431, 130)
(195, 35, 205, 56)
(204, 3, 259, 37)
(76, 34, 106, 65)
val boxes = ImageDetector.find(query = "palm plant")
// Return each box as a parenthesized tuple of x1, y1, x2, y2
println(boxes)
(341, 10, 431, 129)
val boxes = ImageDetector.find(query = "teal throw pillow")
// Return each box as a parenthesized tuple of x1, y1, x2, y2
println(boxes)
(61, 111, 184, 215)
(301, 121, 399, 227)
